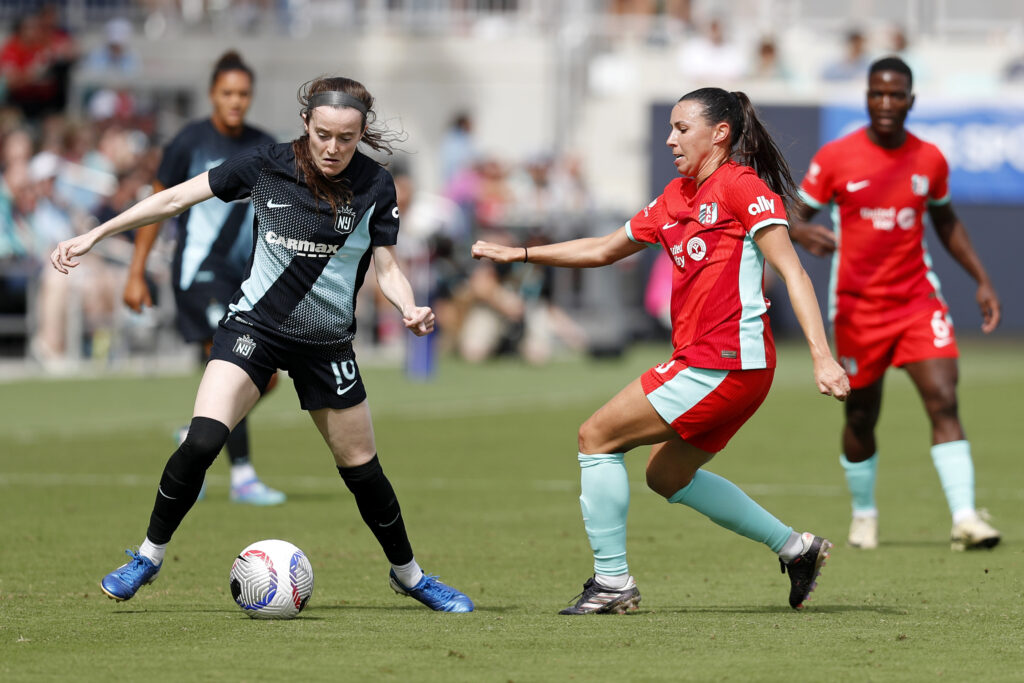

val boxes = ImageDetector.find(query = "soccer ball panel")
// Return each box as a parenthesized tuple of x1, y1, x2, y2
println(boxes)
(229, 539, 314, 619)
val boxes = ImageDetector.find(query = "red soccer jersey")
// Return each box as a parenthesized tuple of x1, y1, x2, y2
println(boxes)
(800, 127, 950, 323)
(626, 161, 787, 370)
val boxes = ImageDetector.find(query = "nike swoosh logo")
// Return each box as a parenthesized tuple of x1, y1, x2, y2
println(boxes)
(661, 221, 679, 230)
(337, 382, 357, 396)
(846, 180, 870, 192)
(267, 200, 291, 208)
(378, 513, 401, 528)
(158, 486, 177, 500)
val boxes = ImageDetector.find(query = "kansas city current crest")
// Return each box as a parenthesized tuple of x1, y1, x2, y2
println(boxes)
(334, 205, 358, 235)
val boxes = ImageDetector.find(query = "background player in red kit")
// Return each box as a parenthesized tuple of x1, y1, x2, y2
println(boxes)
(474, 87, 849, 614)
(791, 56, 1001, 551)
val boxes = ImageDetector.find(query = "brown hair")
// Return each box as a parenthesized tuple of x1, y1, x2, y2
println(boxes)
(679, 87, 803, 216)
(292, 76, 399, 212)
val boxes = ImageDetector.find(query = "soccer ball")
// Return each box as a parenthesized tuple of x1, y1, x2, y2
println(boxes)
(229, 539, 314, 619)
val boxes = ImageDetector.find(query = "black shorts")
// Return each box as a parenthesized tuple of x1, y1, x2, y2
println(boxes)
(208, 317, 367, 411)
(174, 281, 238, 344)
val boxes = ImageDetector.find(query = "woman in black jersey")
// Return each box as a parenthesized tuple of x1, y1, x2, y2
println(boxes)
(51, 76, 474, 613)
(122, 50, 286, 506)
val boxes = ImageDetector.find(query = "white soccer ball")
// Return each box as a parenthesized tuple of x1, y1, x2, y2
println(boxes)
(230, 539, 314, 619)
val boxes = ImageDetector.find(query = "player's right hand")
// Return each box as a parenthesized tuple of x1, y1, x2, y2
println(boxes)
(471, 240, 523, 264)
(123, 273, 153, 312)
(789, 223, 836, 257)
(50, 233, 98, 274)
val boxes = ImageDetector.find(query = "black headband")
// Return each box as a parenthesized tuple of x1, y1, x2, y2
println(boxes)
(307, 91, 368, 116)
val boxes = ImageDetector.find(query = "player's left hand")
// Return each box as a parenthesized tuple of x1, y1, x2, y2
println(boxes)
(814, 357, 850, 402)
(976, 282, 1000, 334)
(403, 306, 435, 336)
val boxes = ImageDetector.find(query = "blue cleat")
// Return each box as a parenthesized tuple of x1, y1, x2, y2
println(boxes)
(100, 549, 161, 601)
(389, 570, 474, 612)
(230, 479, 286, 506)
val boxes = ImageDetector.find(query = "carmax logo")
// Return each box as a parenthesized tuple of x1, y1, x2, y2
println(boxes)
(265, 231, 340, 258)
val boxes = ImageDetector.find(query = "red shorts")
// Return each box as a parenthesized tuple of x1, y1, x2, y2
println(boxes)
(640, 360, 774, 453)
(834, 303, 959, 389)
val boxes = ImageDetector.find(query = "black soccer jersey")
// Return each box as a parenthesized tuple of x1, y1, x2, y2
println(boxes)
(158, 119, 275, 292)
(208, 143, 399, 357)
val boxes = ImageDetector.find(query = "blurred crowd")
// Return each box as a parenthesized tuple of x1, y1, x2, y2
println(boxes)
(381, 111, 596, 367)
(2, 3, 1022, 373)
(599, 2, 1024, 92)
(0, 6, 164, 369)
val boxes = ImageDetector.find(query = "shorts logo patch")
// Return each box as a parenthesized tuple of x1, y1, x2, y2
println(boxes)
(334, 205, 357, 235)
(839, 355, 858, 376)
(654, 360, 676, 374)
(233, 334, 257, 359)
(931, 310, 954, 348)
(720, 350, 737, 359)
(332, 360, 358, 395)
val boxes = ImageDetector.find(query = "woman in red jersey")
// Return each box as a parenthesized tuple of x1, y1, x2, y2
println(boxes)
(790, 57, 1001, 552)
(473, 87, 850, 614)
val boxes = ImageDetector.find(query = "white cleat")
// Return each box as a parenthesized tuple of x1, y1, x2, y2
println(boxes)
(848, 515, 879, 549)
(950, 511, 1000, 551)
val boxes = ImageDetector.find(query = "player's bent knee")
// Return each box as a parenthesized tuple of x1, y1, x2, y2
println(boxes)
(180, 416, 231, 469)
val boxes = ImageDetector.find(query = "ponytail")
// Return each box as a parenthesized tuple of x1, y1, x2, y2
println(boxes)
(679, 88, 804, 215)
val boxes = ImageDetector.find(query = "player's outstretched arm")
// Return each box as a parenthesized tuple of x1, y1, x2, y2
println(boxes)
(373, 245, 435, 337)
(471, 226, 645, 269)
(928, 203, 1001, 333)
(756, 223, 850, 401)
(51, 173, 215, 275)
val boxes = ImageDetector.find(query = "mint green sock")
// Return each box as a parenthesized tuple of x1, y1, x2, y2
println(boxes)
(840, 453, 878, 515)
(577, 452, 629, 576)
(930, 440, 975, 518)
(667, 469, 792, 553)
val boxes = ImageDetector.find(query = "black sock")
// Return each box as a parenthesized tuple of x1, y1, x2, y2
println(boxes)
(146, 417, 230, 544)
(337, 455, 414, 566)
(225, 417, 250, 466)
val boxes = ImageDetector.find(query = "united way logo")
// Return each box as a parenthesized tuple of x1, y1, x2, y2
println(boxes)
(334, 205, 358, 235)
(911, 174, 929, 197)
(698, 202, 718, 225)
(233, 334, 256, 359)
(687, 237, 707, 261)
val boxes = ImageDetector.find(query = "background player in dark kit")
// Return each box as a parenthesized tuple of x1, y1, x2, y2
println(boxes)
(123, 51, 285, 506)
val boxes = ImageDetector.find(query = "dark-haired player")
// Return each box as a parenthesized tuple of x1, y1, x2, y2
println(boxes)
(54, 76, 473, 612)
(791, 56, 1001, 551)
(123, 51, 284, 505)
(474, 87, 849, 613)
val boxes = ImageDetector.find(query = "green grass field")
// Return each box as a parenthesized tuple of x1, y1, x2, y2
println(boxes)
(1, 340, 1022, 682)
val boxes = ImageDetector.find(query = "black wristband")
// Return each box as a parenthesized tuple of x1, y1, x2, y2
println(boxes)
(523, 247, 528, 263)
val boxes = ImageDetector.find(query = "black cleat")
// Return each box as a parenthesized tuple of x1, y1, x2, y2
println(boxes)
(779, 532, 832, 610)
(558, 576, 641, 615)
